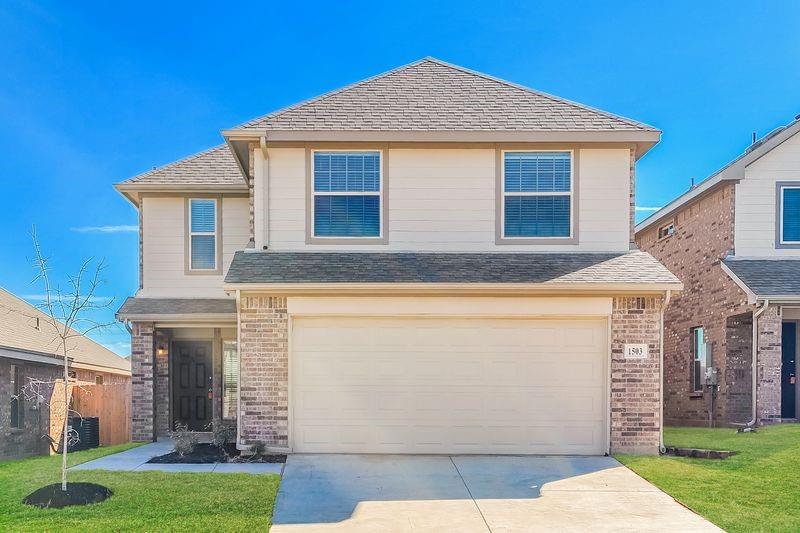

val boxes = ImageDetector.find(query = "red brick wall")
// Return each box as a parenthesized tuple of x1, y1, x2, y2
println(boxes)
(637, 182, 754, 426)
(610, 297, 663, 454)
(238, 295, 288, 449)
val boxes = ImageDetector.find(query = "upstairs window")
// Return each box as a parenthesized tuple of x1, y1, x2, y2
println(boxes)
(313, 151, 381, 238)
(189, 199, 217, 270)
(779, 185, 800, 245)
(658, 221, 675, 240)
(502, 151, 572, 238)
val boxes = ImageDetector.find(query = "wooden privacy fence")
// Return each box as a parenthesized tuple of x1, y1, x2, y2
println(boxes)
(71, 383, 131, 446)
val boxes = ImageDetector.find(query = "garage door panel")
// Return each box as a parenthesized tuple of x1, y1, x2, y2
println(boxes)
(292, 317, 607, 454)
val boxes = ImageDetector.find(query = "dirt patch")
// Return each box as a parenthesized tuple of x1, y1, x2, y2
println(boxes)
(147, 443, 286, 464)
(23, 482, 112, 509)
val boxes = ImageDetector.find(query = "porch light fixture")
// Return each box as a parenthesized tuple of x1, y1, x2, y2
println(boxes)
(156, 346, 168, 356)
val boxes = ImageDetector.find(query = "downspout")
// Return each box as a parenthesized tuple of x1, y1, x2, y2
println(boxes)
(659, 290, 671, 453)
(744, 299, 769, 429)
(259, 135, 270, 250)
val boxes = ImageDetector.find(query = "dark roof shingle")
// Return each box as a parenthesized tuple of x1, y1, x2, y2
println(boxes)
(224, 251, 680, 286)
(723, 259, 800, 298)
(116, 297, 237, 318)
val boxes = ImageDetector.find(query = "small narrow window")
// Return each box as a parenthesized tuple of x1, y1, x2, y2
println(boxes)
(691, 327, 707, 392)
(780, 186, 800, 244)
(95, 375, 104, 385)
(312, 151, 381, 238)
(502, 151, 572, 238)
(10, 364, 21, 428)
(189, 199, 217, 270)
(658, 221, 675, 240)
(222, 340, 238, 420)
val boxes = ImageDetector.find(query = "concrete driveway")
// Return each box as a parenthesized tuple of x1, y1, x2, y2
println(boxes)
(271, 455, 720, 533)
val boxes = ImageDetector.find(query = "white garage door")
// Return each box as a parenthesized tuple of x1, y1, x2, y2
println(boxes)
(291, 316, 608, 455)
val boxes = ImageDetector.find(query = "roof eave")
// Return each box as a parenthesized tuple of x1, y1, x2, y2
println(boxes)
(113, 182, 250, 207)
(115, 312, 237, 322)
(222, 281, 683, 296)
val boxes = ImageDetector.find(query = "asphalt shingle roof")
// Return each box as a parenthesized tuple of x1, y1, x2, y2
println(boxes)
(117, 145, 245, 187)
(116, 297, 237, 318)
(224, 251, 679, 286)
(723, 259, 800, 297)
(232, 58, 657, 133)
(0, 288, 131, 373)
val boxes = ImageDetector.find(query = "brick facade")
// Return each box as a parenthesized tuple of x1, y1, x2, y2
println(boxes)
(131, 322, 155, 442)
(637, 183, 764, 425)
(757, 305, 782, 423)
(231, 294, 663, 455)
(238, 295, 289, 449)
(610, 297, 663, 454)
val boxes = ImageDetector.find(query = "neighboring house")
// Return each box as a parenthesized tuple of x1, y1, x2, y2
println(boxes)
(637, 115, 800, 427)
(116, 58, 680, 456)
(0, 288, 132, 460)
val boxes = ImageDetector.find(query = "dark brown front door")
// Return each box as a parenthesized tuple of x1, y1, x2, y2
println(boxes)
(172, 341, 212, 431)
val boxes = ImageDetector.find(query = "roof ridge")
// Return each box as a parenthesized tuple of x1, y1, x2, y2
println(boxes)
(230, 57, 433, 130)
(230, 57, 656, 132)
(118, 143, 229, 185)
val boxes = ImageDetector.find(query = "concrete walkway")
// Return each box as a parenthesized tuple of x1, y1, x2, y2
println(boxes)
(272, 455, 720, 533)
(70, 440, 283, 475)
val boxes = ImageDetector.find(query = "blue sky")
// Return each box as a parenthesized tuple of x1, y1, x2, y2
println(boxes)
(1, 1, 799, 356)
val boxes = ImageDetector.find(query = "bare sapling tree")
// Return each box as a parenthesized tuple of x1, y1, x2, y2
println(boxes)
(26, 227, 116, 491)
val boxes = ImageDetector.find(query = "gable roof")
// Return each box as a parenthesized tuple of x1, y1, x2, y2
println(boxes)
(228, 58, 657, 134)
(636, 115, 800, 234)
(722, 258, 800, 303)
(114, 144, 247, 203)
(0, 288, 131, 375)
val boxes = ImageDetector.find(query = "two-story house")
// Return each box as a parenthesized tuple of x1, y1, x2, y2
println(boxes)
(637, 115, 800, 427)
(116, 58, 680, 456)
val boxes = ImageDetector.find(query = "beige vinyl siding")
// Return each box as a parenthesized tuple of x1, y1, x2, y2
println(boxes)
(735, 131, 800, 257)
(140, 196, 249, 297)
(261, 147, 630, 252)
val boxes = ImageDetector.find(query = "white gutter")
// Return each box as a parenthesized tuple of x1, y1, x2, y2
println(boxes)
(659, 290, 671, 453)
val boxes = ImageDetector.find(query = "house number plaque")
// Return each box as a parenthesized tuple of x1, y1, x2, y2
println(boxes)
(624, 344, 649, 359)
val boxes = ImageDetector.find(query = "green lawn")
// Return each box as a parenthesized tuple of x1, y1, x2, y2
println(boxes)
(0, 444, 280, 532)
(618, 425, 800, 532)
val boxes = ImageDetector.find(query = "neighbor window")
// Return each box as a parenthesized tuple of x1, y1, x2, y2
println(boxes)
(222, 340, 238, 420)
(780, 185, 800, 244)
(658, 221, 675, 239)
(189, 198, 217, 270)
(502, 151, 572, 238)
(312, 151, 381, 238)
(95, 375, 104, 385)
(691, 327, 707, 392)
(10, 364, 21, 429)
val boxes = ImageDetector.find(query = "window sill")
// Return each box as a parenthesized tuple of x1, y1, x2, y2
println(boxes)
(8, 428, 25, 434)
(689, 391, 704, 399)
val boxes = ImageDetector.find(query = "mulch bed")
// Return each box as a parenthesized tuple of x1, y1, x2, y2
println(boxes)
(23, 482, 112, 509)
(147, 443, 286, 464)
(664, 446, 736, 459)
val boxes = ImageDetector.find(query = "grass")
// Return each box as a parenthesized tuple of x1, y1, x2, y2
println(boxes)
(0, 443, 280, 532)
(617, 424, 800, 532)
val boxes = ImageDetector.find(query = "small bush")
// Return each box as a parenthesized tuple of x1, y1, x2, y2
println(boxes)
(169, 423, 198, 457)
(208, 422, 236, 448)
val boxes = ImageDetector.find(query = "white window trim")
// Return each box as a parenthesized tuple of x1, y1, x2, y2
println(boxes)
(189, 198, 218, 271)
(500, 149, 575, 240)
(779, 185, 800, 245)
(310, 149, 384, 240)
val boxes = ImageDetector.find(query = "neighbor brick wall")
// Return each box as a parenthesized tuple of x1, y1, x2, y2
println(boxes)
(610, 296, 663, 455)
(757, 305, 782, 423)
(0, 358, 60, 460)
(131, 322, 155, 442)
(238, 295, 288, 449)
(637, 182, 753, 426)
